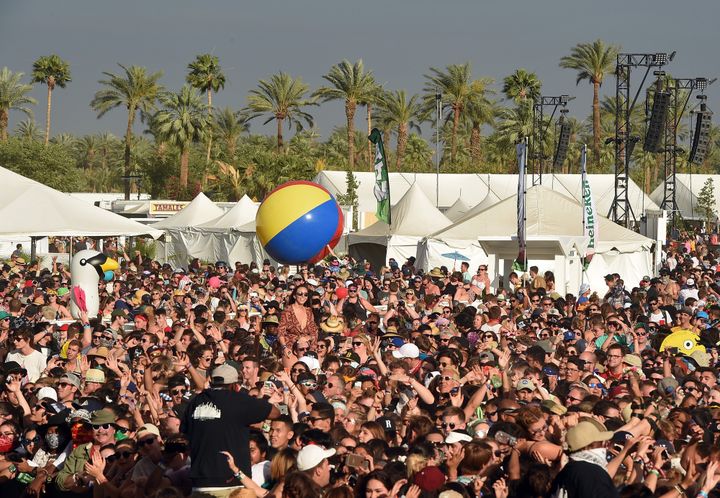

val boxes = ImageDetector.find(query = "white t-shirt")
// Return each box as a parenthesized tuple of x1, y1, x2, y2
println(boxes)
(6, 349, 47, 382)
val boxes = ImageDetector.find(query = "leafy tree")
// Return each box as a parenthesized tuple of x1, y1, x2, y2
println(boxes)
(90, 64, 163, 199)
(31, 55, 71, 144)
(0, 67, 37, 141)
(186, 54, 226, 162)
(0, 137, 84, 190)
(560, 39, 620, 169)
(404, 133, 433, 172)
(376, 90, 423, 169)
(423, 63, 482, 165)
(335, 171, 359, 230)
(153, 86, 209, 189)
(246, 72, 315, 152)
(314, 60, 377, 170)
(502, 69, 541, 103)
(698, 178, 717, 227)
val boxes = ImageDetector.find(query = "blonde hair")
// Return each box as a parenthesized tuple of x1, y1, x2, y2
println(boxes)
(406, 454, 428, 478)
(270, 447, 297, 481)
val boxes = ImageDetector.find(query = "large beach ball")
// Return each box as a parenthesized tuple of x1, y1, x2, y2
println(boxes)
(256, 181, 344, 264)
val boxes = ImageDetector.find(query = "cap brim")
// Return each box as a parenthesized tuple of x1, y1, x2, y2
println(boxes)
(392, 351, 405, 359)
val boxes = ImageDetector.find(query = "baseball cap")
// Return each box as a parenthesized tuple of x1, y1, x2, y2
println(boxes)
(392, 343, 420, 359)
(136, 423, 161, 439)
(59, 372, 81, 388)
(566, 421, 614, 452)
(445, 431, 473, 444)
(516, 379, 536, 391)
(296, 445, 336, 471)
(37, 387, 58, 402)
(413, 465, 446, 492)
(211, 364, 239, 385)
(0, 311, 9, 320)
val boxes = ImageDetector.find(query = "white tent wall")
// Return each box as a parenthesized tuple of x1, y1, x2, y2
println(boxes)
(649, 174, 720, 221)
(415, 238, 489, 273)
(585, 250, 652, 297)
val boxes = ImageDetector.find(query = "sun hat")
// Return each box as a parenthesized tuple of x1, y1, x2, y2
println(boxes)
(262, 315, 279, 326)
(85, 369, 106, 384)
(566, 421, 614, 452)
(89, 409, 117, 426)
(320, 316, 344, 333)
(296, 445, 336, 471)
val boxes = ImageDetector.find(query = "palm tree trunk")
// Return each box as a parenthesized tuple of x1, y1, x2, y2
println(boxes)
(276, 116, 284, 152)
(124, 107, 135, 200)
(44, 84, 53, 145)
(470, 125, 481, 168)
(206, 89, 213, 163)
(451, 106, 460, 165)
(346, 100, 356, 170)
(366, 103, 372, 163)
(592, 80, 601, 169)
(180, 146, 190, 189)
(0, 110, 8, 141)
(396, 123, 408, 170)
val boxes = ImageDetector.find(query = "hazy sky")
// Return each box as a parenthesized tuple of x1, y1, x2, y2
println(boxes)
(2, 0, 719, 142)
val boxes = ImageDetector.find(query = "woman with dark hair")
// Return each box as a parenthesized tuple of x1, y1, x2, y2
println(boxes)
(357, 469, 395, 498)
(278, 286, 318, 356)
(282, 470, 321, 498)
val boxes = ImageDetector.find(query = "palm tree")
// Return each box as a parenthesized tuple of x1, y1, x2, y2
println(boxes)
(31, 55, 71, 144)
(376, 90, 423, 169)
(560, 39, 620, 168)
(91, 64, 163, 199)
(423, 63, 478, 164)
(0, 67, 36, 141)
(245, 72, 315, 152)
(502, 69, 541, 103)
(464, 92, 496, 168)
(212, 107, 249, 160)
(153, 86, 209, 189)
(186, 54, 226, 162)
(314, 60, 377, 170)
(14, 119, 42, 142)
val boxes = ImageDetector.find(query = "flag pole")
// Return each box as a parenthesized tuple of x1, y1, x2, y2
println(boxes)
(522, 137, 528, 273)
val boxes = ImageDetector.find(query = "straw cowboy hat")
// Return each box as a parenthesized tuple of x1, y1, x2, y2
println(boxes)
(321, 315, 344, 334)
(428, 267, 444, 278)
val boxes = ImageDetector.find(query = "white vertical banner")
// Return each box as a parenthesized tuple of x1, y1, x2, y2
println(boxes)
(581, 144, 597, 263)
(513, 138, 527, 271)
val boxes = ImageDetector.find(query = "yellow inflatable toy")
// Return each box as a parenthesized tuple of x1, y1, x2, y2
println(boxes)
(659, 330, 706, 355)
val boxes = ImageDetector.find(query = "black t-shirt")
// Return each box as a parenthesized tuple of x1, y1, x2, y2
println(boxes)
(551, 460, 619, 498)
(180, 388, 272, 488)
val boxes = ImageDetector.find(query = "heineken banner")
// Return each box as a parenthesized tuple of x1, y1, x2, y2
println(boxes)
(369, 128, 391, 224)
(581, 144, 597, 267)
(513, 139, 527, 272)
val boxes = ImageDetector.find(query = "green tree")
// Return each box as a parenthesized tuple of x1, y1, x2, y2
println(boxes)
(560, 39, 620, 169)
(246, 72, 315, 152)
(212, 107, 249, 160)
(90, 64, 163, 199)
(336, 171, 359, 230)
(14, 119, 42, 142)
(314, 60, 377, 170)
(404, 133, 433, 172)
(0, 138, 84, 190)
(698, 178, 717, 227)
(186, 54, 226, 162)
(423, 63, 481, 165)
(502, 69, 541, 103)
(0, 68, 37, 142)
(153, 86, 209, 189)
(377, 90, 423, 170)
(31, 55, 71, 145)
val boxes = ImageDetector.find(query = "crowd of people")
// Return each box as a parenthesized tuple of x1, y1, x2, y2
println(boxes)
(0, 233, 719, 498)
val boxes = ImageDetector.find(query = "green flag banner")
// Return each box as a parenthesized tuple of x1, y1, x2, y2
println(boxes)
(369, 128, 391, 224)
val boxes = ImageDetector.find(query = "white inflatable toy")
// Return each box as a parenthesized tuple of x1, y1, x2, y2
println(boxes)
(69, 250, 119, 319)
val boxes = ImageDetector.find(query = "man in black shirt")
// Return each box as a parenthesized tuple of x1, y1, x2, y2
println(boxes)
(181, 363, 280, 496)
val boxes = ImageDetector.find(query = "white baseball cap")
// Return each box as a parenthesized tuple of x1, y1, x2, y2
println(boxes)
(37, 387, 57, 402)
(445, 431, 473, 444)
(392, 343, 420, 359)
(297, 445, 336, 471)
(299, 355, 321, 372)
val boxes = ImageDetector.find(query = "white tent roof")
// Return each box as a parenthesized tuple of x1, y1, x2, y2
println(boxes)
(197, 195, 258, 230)
(0, 166, 162, 238)
(314, 171, 658, 216)
(649, 174, 719, 220)
(349, 184, 452, 243)
(444, 197, 474, 222)
(152, 192, 224, 229)
(428, 185, 652, 257)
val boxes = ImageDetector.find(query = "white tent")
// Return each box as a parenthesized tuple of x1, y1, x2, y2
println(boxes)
(418, 186, 654, 294)
(197, 195, 258, 229)
(348, 184, 452, 269)
(0, 166, 162, 238)
(152, 192, 224, 229)
(649, 174, 719, 220)
(444, 198, 474, 222)
(314, 171, 658, 220)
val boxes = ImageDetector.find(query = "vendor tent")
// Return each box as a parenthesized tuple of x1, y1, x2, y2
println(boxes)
(649, 174, 720, 220)
(197, 195, 258, 230)
(152, 192, 224, 229)
(348, 184, 452, 269)
(418, 185, 653, 294)
(0, 166, 161, 238)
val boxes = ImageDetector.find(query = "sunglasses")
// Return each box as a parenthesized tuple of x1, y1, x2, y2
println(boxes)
(296, 292, 308, 297)
(440, 376, 456, 382)
(352, 342, 364, 347)
(300, 382, 318, 390)
(92, 423, 114, 430)
(440, 422, 457, 429)
(171, 388, 187, 396)
(291, 368, 307, 374)
(138, 437, 156, 447)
